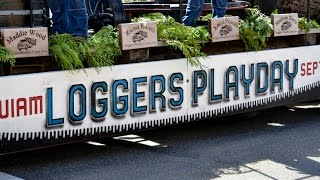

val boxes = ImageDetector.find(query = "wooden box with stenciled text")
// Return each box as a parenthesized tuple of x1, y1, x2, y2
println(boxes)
(1, 27, 49, 58)
(209, 16, 240, 43)
(272, 13, 299, 37)
(119, 22, 158, 50)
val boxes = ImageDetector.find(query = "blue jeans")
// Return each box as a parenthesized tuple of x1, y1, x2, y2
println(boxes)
(47, 0, 88, 37)
(182, 0, 227, 26)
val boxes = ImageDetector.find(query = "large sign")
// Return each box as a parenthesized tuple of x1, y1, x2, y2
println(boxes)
(0, 46, 319, 143)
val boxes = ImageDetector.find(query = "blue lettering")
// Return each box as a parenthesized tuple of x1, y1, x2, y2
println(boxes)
(169, 73, 184, 108)
(132, 77, 147, 114)
(241, 64, 254, 96)
(285, 59, 298, 90)
(193, 70, 207, 105)
(150, 75, 166, 111)
(271, 61, 283, 92)
(112, 79, 129, 116)
(225, 66, 239, 99)
(91, 82, 108, 120)
(256, 62, 269, 94)
(46, 87, 64, 127)
(69, 84, 86, 123)
(209, 69, 222, 102)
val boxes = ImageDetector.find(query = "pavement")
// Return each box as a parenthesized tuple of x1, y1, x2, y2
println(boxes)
(0, 103, 319, 180)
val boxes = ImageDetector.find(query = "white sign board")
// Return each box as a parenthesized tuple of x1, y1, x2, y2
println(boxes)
(119, 22, 158, 50)
(1, 27, 49, 58)
(0, 45, 319, 142)
(209, 16, 240, 42)
(272, 13, 299, 37)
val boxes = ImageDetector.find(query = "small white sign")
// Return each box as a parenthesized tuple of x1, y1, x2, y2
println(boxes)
(1, 27, 49, 58)
(272, 13, 299, 37)
(119, 22, 158, 50)
(209, 16, 240, 42)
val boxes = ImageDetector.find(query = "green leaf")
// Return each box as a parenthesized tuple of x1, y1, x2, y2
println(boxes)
(298, 17, 320, 31)
(49, 25, 120, 71)
(0, 45, 15, 66)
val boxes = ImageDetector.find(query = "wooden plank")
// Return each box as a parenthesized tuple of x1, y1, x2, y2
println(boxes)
(303, 34, 317, 45)
(7, 56, 56, 75)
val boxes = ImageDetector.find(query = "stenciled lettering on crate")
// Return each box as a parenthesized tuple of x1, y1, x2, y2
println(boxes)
(1, 27, 49, 58)
(209, 16, 240, 43)
(272, 13, 299, 37)
(119, 22, 158, 50)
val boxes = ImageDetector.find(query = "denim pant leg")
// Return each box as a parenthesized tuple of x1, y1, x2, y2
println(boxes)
(48, 0, 88, 37)
(182, 0, 205, 26)
(212, 0, 227, 18)
(48, 0, 64, 34)
(68, 0, 88, 37)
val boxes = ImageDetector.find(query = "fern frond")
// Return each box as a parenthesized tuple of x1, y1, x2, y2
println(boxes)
(0, 45, 15, 66)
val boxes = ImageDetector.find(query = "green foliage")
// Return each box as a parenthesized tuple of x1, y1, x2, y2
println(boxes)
(49, 33, 84, 70)
(298, 17, 320, 31)
(271, 9, 279, 15)
(87, 26, 121, 69)
(199, 14, 213, 21)
(49, 25, 120, 71)
(0, 45, 15, 66)
(239, 7, 273, 51)
(133, 13, 210, 67)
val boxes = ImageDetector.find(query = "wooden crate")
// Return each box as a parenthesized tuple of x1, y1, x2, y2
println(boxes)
(1, 56, 57, 75)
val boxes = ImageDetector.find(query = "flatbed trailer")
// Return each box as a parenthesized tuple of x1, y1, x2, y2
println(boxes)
(0, 0, 319, 155)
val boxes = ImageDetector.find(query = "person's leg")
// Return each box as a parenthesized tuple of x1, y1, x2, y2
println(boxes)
(212, 0, 227, 18)
(68, 0, 88, 37)
(182, 0, 205, 26)
(194, 0, 205, 21)
(47, 0, 65, 34)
